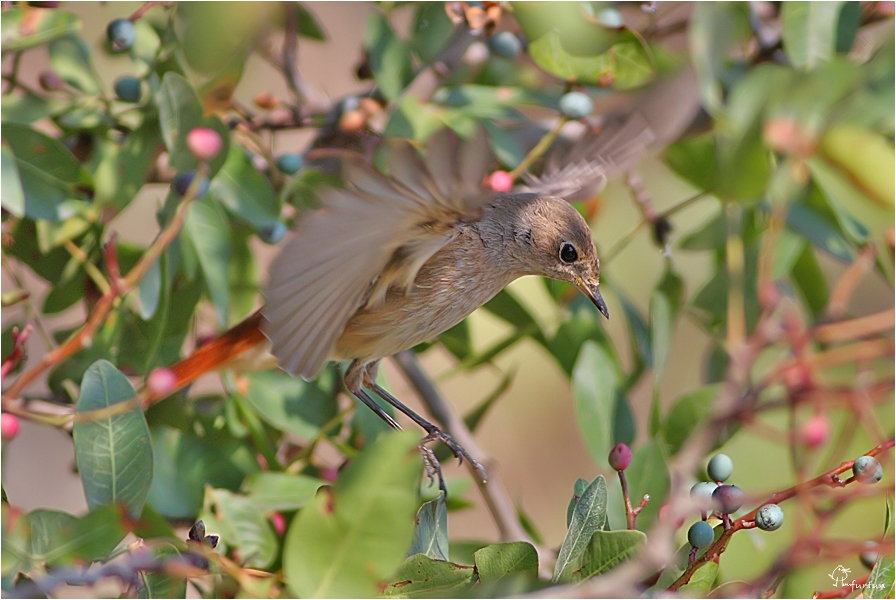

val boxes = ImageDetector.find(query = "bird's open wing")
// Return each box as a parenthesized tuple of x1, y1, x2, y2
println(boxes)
(519, 66, 701, 202)
(263, 128, 494, 379)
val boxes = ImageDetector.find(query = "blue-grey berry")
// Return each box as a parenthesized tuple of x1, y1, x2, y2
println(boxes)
(755, 504, 784, 531)
(860, 541, 879, 569)
(488, 32, 522, 59)
(275, 153, 304, 175)
(707, 454, 734, 482)
(690, 481, 718, 509)
(260, 222, 287, 245)
(853, 456, 883, 484)
(688, 520, 714, 548)
(712, 484, 745, 514)
(172, 172, 209, 198)
(107, 18, 136, 51)
(114, 76, 141, 103)
(558, 91, 594, 119)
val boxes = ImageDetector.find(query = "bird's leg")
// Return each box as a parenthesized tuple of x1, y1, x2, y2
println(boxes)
(352, 388, 445, 491)
(368, 381, 488, 483)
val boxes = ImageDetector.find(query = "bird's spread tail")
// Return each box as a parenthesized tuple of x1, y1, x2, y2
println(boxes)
(146, 310, 270, 404)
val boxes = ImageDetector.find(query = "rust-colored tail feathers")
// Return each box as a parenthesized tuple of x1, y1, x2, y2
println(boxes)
(144, 311, 270, 404)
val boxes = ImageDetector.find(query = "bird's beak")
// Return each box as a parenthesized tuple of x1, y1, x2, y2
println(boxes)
(576, 279, 609, 319)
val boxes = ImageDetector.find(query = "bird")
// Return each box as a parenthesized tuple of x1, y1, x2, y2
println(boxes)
(262, 127, 609, 483)
(150, 67, 701, 487)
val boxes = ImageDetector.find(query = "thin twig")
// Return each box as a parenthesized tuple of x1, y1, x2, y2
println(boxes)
(508, 118, 568, 181)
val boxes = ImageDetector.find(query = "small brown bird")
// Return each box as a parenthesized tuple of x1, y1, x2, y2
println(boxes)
(153, 68, 701, 485)
(262, 128, 608, 481)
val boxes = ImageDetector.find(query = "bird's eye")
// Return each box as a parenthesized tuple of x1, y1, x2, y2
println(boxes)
(559, 243, 578, 263)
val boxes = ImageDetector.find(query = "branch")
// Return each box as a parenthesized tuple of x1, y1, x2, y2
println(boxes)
(392, 350, 554, 578)
(1, 164, 208, 405)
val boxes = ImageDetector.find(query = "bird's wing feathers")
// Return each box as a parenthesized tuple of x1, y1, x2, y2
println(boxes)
(263, 129, 494, 379)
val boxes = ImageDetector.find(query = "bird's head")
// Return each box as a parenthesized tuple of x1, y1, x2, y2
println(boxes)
(498, 195, 608, 319)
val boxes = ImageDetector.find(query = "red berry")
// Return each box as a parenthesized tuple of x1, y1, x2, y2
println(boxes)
(1, 413, 20, 440)
(488, 171, 513, 192)
(186, 128, 223, 161)
(146, 368, 177, 397)
(800, 414, 830, 448)
(608, 443, 632, 471)
(269, 512, 286, 535)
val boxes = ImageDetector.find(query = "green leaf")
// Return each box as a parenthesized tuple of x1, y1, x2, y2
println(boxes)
(554, 475, 608, 582)
(48, 35, 103, 95)
(566, 478, 590, 528)
(201, 488, 277, 569)
(791, 244, 829, 319)
(835, 2, 862, 54)
(649, 268, 684, 383)
(572, 342, 619, 466)
(101, 117, 163, 211)
(1, 144, 25, 217)
(44, 505, 128, 566)
(384, 554, 476, 597)
(679, 560, 719, 594)
(283, 431, 422, 598)
(781, 2, 843, 70)
(474, 542, 538, 582)
(570, 529, 646, 579)
(146, 426, 253, 519)
(409, 2, 453, 63)
(243, 369, 338, 439)
(689, 3, 752, 114)
(183, 195, 232, 326)
(1, 7, 81, 51)
(484, 120, 526, 169)
(662, 385, 720, 455)
(1, 89, 68, 125)
(140, 545, 187, 599)
(623, 441, 669, 530)
(482, 289, 547, 345)
(665, 133, 719, 193)
(73, 360, 153, 518)
(154, 73, 204, 172)
(20, 509, 77, 560)
(867, 555, 896, 599)
(808, 155, 892, 242)
(296, 3, 326, 40)
(365, 13, 413, 101)
(786, 200, 854, 262)
(210, 143, 281, 232)
(241, 472, 325, 513)
(1, 122, 91, 221)
(409, 492, 448, 561)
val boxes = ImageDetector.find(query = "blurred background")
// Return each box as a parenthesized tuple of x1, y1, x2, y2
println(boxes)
(2, 1, 893, 594)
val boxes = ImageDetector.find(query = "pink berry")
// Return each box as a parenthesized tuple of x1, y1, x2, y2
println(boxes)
(186, 128, 223, 161)
(146, 368, 178, 397)
(608, 443, 632, 471)
(269, 512, 286, 535)
(320, 467, 339, 482)
(800, 414, 830, 448)
(488, 171, 513, 192)
(1, 413, 20, 440)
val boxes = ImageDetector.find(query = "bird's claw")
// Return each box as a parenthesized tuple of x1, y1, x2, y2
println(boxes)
(421, 428, 488, 483)
(418, 444, 447, 494)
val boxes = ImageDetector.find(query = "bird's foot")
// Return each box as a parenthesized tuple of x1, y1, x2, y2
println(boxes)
(420, 427, 488, 483)
(418, 444, 447, 494)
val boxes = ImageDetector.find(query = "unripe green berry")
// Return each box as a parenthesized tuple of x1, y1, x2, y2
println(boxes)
(755, 504, 784, 531)
(853, 455, 883, 484)
(558, 91, 594, 119)
(712, 484, 744, 514)
(707, 453, 733, 482)
(688, 520, 714, 548)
